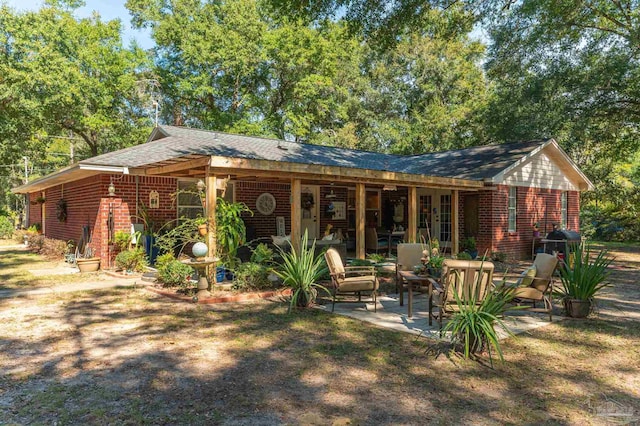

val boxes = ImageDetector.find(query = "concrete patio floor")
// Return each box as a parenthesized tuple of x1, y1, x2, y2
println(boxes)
(316, 291, 563, 340)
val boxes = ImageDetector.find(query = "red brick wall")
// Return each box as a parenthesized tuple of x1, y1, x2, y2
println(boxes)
(235, 181, 351, 240)
(460, 186, 581, 260)
(236, 181, 292, 239)
(30, 174, 178, 267)
(28, 192, 43, 228)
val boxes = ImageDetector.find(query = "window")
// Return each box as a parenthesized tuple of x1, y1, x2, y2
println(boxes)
(177, 181, 203, 219)
(177, 179, 235, 220)
(561, 191, 568, 229)
(508, 187, 517, 232)
(440, 194, 452, 243)
(418, 195, 432, 230)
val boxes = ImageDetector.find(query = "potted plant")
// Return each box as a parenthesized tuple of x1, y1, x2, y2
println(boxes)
(275, 231, 329, 312)
(426, 254, 445, 277)
(443, 283, 517, 366)
(558, 243, 613, 318)
(76, 244, 101, 272)
(461, 236, 478, 259)
(196, 216, 208, 236)
(216, 198, 253, 272)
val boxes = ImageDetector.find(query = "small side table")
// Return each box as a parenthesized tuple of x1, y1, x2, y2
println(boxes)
(398, 271, 436, 324)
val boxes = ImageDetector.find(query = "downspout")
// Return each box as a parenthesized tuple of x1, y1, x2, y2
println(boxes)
(135, 175, 139, 218)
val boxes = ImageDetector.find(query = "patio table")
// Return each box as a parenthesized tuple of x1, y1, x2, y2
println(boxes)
(380, 230, 405, 257)
(398, 270, 438, 324)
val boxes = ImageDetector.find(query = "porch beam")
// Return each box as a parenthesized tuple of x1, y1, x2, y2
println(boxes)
(146, 156, 210, 175)
(452, 190, 459, 255)
(206, 170, 217, 284)
(291, 179, 301, 253)
(407, 186, 417, 243)
(208, 168, 480, 191)
(208, 156, 483, 190)
(356, 183, 366, 259)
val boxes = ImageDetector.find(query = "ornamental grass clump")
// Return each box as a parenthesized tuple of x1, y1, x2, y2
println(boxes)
(275, 231, 329, 313)
(559, 243, 613, 314)
(443, 273, 517, 366)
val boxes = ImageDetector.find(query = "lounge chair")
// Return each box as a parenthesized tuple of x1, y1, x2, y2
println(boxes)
(435, 259, 495, 328)
(365, 227, 389, 254)
(498, 253, 558, 321)
(395, 243, 426, 293)
(325, 247, 379, 312)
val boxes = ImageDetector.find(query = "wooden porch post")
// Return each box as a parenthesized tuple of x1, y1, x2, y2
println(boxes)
(452, 189, 459, 255)
(206, 170, 217, 283)
(291, 178, 301, 253)
(407, 186, 417, 243)
(356, 183, 365, 259)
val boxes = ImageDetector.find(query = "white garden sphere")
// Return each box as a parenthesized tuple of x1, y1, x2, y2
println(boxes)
(192, 242, 208, 258)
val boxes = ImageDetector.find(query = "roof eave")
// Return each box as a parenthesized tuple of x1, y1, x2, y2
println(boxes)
(11, 164, 129, 194)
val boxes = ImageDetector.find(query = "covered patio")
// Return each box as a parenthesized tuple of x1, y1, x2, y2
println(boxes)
(76, 126, 485, 262)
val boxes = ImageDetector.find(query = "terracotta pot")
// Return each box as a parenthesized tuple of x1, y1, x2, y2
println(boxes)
(198, 224, 208, 236)
(564, 298, 591, 318)
(77, 258, 101, 273)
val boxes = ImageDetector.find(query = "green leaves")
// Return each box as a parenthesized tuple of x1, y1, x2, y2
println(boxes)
(559, 243, 614, 301)
(274, 231, 329, 313)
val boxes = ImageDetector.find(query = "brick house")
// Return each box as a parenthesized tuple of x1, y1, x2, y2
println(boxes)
(13, 126, 593, 267)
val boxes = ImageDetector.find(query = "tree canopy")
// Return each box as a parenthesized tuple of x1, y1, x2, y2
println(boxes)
(1, 0, 638, 239)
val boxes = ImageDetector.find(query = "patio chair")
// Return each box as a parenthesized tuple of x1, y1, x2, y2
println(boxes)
(498, 253, 558, 321)
(435, 259, 495, 329)
(325, 247, 379, 312)
(365, 227, 389, 254)
(395, 243, 426, 293)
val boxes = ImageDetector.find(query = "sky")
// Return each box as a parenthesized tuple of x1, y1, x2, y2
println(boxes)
(3, 0, 155, 49)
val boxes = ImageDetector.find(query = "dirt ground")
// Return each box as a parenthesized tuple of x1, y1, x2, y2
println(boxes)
(0, 243, 638, 425)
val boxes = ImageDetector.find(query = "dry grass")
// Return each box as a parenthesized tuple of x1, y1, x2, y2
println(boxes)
(0, 245, 638, 425)
(0, 247, 112, 290)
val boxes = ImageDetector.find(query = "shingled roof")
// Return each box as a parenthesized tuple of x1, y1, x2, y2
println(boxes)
(81, 125, 545, 180)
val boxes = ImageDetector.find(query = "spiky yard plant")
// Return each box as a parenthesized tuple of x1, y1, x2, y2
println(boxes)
(275, 231, 329, 313)
(443, 274, 517, 366)
(558, 243, 613, 302)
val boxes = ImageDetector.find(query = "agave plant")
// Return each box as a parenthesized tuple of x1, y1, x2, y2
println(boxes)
(275, 231, 329, 313)
(558, 243, 613, 316)
(443, 280, 517, 365)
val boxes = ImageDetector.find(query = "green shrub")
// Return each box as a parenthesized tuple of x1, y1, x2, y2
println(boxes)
(114, 230, 132, 252)
(490, 251, 507, 262)
(155, 253, 175, 270)
(157, 254, 193, 287)
(115, 249, 148, 272)
(0, 216, 14, 239)
(28, 223, 41, 233)
(250, 243, 274, 265)
(366, 253, 386, 263)
(456, 252, 473, 260)
(233, 262, 273, 291)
